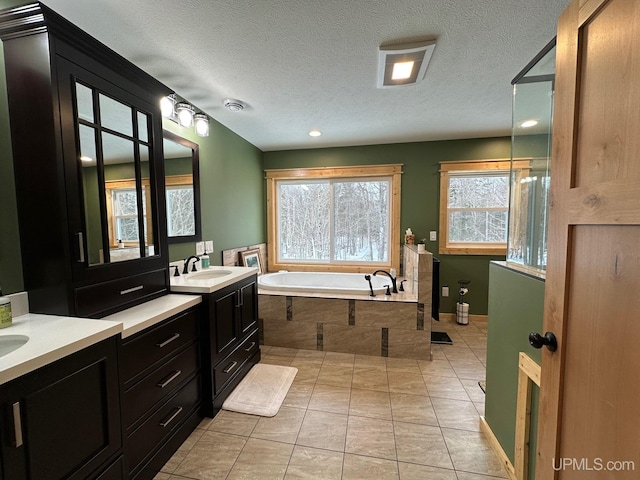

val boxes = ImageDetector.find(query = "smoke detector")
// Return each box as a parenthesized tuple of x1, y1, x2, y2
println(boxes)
(223, 99, 246, 112)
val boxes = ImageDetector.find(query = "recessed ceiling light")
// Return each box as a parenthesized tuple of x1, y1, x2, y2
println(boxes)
(309, 129, 322, 137)
(392, 61, 415, 80)
(80, 156, 93, 162)
(520, 119, 538, 128)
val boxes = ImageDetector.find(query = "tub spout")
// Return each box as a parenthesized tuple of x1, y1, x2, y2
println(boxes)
(372, 270, 398, 293)
(364, 275, 376, 297)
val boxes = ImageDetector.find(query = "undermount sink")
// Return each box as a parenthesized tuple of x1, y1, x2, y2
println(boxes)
(186, 270, 233, 280)
(0, 334, 29, 358)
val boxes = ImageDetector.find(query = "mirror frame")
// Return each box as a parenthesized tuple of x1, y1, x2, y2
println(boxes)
(163, 130, 202, 244)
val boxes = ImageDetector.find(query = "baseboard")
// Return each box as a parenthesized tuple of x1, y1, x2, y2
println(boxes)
(479, 416, 517, 480)
(438, 313, 488, 324)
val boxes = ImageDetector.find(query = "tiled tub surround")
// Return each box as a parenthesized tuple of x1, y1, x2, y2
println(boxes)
(258, 247, 434, 360)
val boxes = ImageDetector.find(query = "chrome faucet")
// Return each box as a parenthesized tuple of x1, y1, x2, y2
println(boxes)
(182, 255, 200, 274)
(372, 270, 398, 293)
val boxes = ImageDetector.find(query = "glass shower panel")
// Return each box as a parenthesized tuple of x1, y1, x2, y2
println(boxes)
(507, 42, 555, 274)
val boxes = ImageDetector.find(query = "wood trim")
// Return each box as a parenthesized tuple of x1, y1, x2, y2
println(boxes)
(265, 164, 402, 179)
(514, 353, 542, 480)
(265, 165, 402, 273)
(438, 159, 511, 255)
(479, 416, 517, 480)
(537, 0, 578, 476)
(438, 313, 488, 324)
(165, 174, 193, 186)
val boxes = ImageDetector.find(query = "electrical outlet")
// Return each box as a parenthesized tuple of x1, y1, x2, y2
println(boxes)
(429, 231, 437, 241)
(195, 242, 205, 256)
(205, 240, 213, 252)
(442, 286, 449, 297)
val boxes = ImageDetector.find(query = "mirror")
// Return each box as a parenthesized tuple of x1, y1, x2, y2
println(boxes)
(163, 130, 201, 243)
(76, 80, 159, 264)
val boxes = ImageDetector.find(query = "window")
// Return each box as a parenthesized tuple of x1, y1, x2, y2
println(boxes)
(266, 165, 402, 272)
(165, 175, 195, 237)
(439, 160, 511, 255)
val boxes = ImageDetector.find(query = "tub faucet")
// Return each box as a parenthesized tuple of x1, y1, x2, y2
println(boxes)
(364, 275, 376, 297)
(372, 270, 398, 293)
(183, 255, 200, 274)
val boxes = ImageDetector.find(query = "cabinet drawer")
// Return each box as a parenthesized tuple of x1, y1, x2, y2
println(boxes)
(121, 309, 199, 384)
(126, 375, 201, 474)
(123, 342, 199, 429)
(75, 269, 167, 318)
(213, 329, 259, 395)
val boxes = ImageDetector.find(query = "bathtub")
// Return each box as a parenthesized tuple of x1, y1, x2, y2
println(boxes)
(258, 271, 390, 295)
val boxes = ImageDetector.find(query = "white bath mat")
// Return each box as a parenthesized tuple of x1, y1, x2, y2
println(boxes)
(222, 364, 298, 417)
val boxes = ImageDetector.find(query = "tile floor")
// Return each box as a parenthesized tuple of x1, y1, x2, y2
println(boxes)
(155, 320, 508, 480)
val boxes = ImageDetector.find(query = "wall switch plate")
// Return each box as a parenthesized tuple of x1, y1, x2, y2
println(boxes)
(195, 242, 205, 256)
(429, 231, 437, 241)
(442, 286, 449, 297)
(205, 240, 213, 252)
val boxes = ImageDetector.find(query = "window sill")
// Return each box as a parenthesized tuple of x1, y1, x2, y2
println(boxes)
(439, 244, 507, 256)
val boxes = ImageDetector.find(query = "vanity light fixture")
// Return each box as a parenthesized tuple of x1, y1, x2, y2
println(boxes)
(194, 113, 210, 137)
(176, 102, 195, 127)
(160, 94, 177, 119)
(377, 39, 436, 88)
(161, 94, 211, 136)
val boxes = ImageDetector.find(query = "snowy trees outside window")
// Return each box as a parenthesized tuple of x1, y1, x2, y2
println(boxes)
(439, 160, 511, 255)
(277, 178, 391, 263)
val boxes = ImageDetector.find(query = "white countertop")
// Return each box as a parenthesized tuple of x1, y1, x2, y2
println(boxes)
(104, 293, 202, 339)
(0, 293, 203, 385)
(0, 313, 122, 385)
(169, 265, 257, 294)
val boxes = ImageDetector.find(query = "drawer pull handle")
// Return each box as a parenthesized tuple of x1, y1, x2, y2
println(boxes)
(12, 402, 23, 448)
(157, 333, 180, 348)
(223, 361, 238, 374)
(157, 370, 182, 388)
(120, 285, 144, 295)
(159, 406, 183, 428)
(244, 342, 256, 352)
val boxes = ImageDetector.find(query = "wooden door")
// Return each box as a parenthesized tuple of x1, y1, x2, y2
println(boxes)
(537, 0, 640, 478)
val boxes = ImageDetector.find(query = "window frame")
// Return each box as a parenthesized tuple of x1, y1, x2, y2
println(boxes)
(266, 164, 402, 273)
(439, 159, 512, 255)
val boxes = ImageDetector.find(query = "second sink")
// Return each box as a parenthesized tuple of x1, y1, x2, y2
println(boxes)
(186, 270, 232, 280)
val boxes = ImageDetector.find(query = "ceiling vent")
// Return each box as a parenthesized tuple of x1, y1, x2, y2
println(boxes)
(377, 40, 436, 88)
(223, 99, 246, 112)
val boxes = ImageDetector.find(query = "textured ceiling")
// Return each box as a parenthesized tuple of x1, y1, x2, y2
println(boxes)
(39, 0, 569, 151)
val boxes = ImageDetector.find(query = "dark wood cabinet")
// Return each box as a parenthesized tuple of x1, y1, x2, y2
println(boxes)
(119, 307, 203, 480)
(0, 3, 171, 318)
(0, 337, 122, 480)
(202, 274, 260, 417)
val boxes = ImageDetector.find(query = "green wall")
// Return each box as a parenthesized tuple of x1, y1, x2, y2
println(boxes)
(162, 119, 264, 264)
(485, 262, 544, 478)
(263, 138, 510, 314)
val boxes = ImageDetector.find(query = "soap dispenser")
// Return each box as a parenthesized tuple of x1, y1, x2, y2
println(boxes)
(200, 250, 210, 269)
(0, 288, 11, 329)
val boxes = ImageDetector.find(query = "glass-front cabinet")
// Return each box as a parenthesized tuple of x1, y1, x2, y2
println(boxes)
(0, 3, 170, 317)
(507, 40, 555, 276)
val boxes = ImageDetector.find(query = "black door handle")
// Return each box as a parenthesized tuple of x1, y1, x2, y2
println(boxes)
(529, 331, 558, 352)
